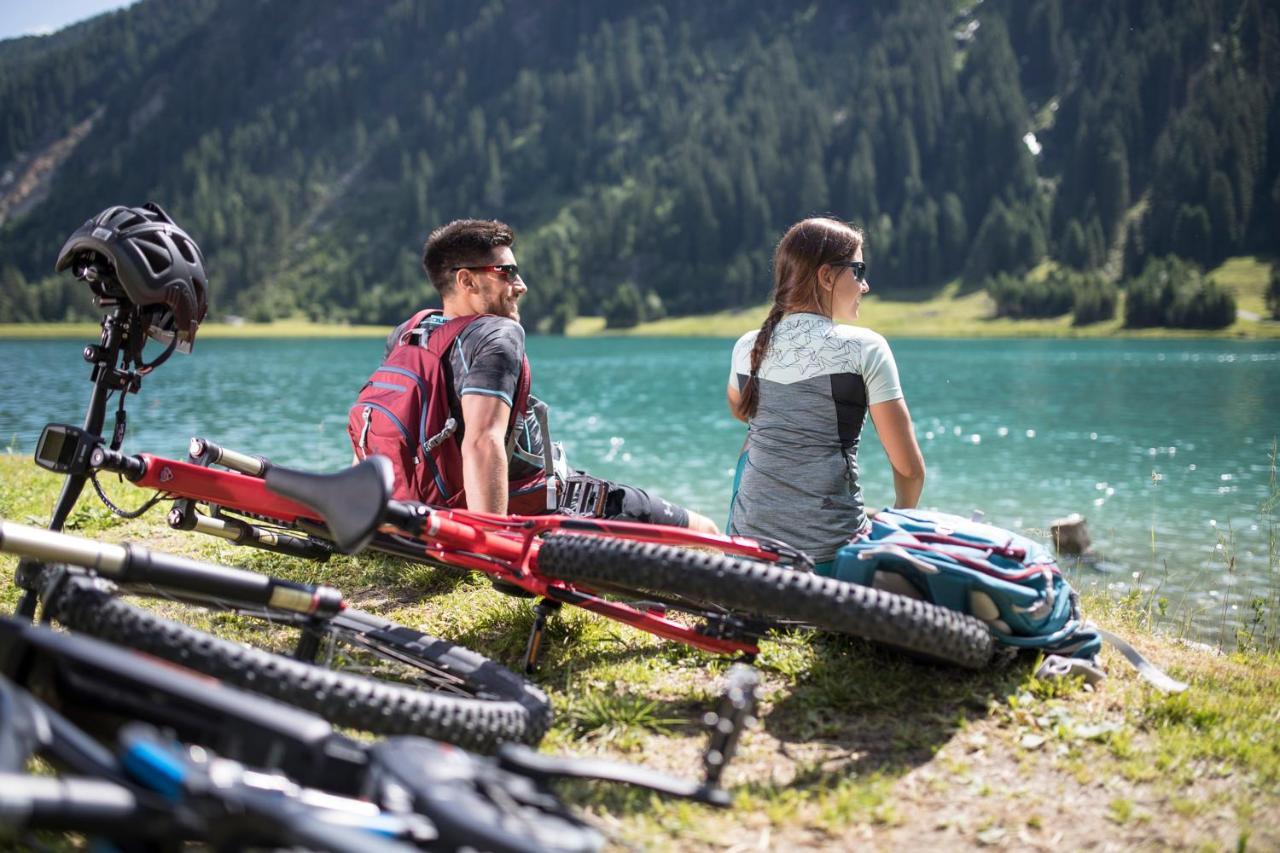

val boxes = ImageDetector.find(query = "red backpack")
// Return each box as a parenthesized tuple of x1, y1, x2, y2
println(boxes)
(347, 309, 545, 508)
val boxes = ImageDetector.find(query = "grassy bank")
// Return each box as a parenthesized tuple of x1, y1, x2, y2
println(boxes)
(1, 455, 1276, 850)
(3, 258, 1274, 343)
(572, 256, 1278, 339)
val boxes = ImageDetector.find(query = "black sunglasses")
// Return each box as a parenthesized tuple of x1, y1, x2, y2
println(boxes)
(452, 263, 521, 282)
(830, 261, 867, 282)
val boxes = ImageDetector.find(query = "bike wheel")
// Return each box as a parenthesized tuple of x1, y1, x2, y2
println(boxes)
(536, 533, 995, 668)
(43, 573, 552, 752)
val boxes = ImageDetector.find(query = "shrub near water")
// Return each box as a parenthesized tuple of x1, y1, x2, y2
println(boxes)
(1071, 274, 1118, 326)
(986, 271, 1074, 319)
(1124, 256, 1237, 329)
(986, 268, 1117, 326)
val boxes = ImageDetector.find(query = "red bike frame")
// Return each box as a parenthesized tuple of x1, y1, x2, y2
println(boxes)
(126, 452, 795, 657)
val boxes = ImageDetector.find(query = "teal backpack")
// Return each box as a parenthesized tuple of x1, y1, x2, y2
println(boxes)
(829, 509, 1103, 661)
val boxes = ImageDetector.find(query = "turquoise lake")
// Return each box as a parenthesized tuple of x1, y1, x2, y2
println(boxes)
(3, 335, 1278, 643)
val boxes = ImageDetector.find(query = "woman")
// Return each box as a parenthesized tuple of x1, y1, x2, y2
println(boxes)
(726, 217, 925, 571)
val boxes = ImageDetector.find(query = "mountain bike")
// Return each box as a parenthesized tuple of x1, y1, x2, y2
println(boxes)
(71, 436, 996, 671)
(0, 616, 759, 851)
(8, 276, 550, 750)
(22, 237, 992, 674)
(1, 516, 550, 751)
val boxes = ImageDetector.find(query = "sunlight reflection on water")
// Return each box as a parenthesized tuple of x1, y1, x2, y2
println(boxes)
(3, 335, 1278, 642)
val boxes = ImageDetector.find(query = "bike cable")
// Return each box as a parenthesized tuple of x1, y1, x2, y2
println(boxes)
(89, 472, 164, 519)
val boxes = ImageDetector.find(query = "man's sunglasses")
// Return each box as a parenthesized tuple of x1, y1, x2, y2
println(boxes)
(830, 260, 867, 282)
(453, 264, 521, 282)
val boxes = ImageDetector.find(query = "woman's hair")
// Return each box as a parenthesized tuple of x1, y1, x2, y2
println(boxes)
(734, 217, 864, 420)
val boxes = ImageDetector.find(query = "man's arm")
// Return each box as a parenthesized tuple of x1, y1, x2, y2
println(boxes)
(868, 398, 925, 509)
(460, 394, 512, 514)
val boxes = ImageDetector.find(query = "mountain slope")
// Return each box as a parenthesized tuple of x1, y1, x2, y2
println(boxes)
(1, 0, 1276, 328)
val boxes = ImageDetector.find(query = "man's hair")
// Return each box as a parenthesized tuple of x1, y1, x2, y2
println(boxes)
(422, 219, 516, 295)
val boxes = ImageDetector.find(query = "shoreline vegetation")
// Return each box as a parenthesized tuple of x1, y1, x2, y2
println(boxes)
(2, 258, 1274, 342)
(1, 455, 1276, 849)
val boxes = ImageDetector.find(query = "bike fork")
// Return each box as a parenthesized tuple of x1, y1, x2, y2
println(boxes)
(523, 598, 563, 674)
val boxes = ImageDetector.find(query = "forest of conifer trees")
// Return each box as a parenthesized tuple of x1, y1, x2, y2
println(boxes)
(0, 0, 1276, 329)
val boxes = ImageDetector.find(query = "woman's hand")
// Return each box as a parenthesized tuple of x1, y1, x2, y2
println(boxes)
(869, 398, 925, 508)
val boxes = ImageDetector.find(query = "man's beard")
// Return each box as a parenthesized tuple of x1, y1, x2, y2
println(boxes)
(486, 292, 519, 321)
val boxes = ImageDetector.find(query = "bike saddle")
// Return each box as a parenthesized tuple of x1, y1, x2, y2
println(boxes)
(265, 457, 392, 554)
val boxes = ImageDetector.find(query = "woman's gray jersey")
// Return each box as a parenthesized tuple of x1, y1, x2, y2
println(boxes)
(727, 313, 903, 562)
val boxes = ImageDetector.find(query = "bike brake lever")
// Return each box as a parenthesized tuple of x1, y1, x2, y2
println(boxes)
(496, 743, 730, 807)
(495, 663, 760, 809)
(754, 536, 815, 571)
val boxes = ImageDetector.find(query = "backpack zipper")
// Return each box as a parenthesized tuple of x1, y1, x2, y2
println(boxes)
(350, 402, 419, 465)
(358, 407, 372, 455)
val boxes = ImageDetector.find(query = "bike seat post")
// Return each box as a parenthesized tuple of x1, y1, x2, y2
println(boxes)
(523, 598, 563, 674)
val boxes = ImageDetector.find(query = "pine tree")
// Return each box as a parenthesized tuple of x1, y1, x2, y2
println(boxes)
(1096, 124, 1131, 241)
(1206, 170, 1239, 260)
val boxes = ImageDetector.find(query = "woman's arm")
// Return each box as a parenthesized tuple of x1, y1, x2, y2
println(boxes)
(868, 398, 925, 508)
(726, 382, 748, 423)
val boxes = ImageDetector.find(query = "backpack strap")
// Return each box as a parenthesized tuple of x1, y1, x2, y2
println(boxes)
(1094, 628, 1188, 692)
(528, 397, 557, 510)
(419, 313, 481, 357)
(504, 351, 533, 459)
(407, 311, 535, 472)
(396, 308, 441, 348)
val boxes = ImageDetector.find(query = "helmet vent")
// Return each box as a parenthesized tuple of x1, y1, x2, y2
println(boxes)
(176, 238, 198, 264)
(138, 239, 172, 274)
(119, 210, 147, 230)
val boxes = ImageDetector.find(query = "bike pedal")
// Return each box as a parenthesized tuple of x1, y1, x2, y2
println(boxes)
(490, 579, 538, 599)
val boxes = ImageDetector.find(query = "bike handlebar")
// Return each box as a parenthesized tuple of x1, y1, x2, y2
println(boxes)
(88, 445, 146, 480)
(0, 519, 344, 618)
(0, 773, 154, 832)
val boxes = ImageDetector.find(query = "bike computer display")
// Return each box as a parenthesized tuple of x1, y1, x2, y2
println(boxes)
(34, 424, 99, 475)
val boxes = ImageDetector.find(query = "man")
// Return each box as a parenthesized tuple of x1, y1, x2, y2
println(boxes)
(386, 218, 718, 533)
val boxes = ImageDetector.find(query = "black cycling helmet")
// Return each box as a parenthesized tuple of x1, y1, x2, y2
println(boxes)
(55, 202, 208, 351)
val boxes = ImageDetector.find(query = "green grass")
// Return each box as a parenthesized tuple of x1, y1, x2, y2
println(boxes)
(570, 256, 1279, 340)
(1210, 256, 1274, 317)
(1, 454, 1278, 848)
(6, 257, 1275, 343)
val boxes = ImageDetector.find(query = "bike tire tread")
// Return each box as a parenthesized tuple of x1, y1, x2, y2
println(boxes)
(48, 577, 551, 752)
(537, 533, 994, 668)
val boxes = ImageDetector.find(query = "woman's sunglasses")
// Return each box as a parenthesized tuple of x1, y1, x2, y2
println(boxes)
(830, 261, 867, 282)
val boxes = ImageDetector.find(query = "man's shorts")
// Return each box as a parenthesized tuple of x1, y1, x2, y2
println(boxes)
(603, 481, 691, 528)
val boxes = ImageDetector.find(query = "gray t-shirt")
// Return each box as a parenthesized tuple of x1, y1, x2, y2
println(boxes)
(727, 313, 903, 562)
(387, 313, 545, 481)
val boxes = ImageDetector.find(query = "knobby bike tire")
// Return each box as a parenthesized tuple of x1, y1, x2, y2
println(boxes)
(537, 533, 995, 669)
(125, 586, 526, 702)
(44, 574, 551, 752)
